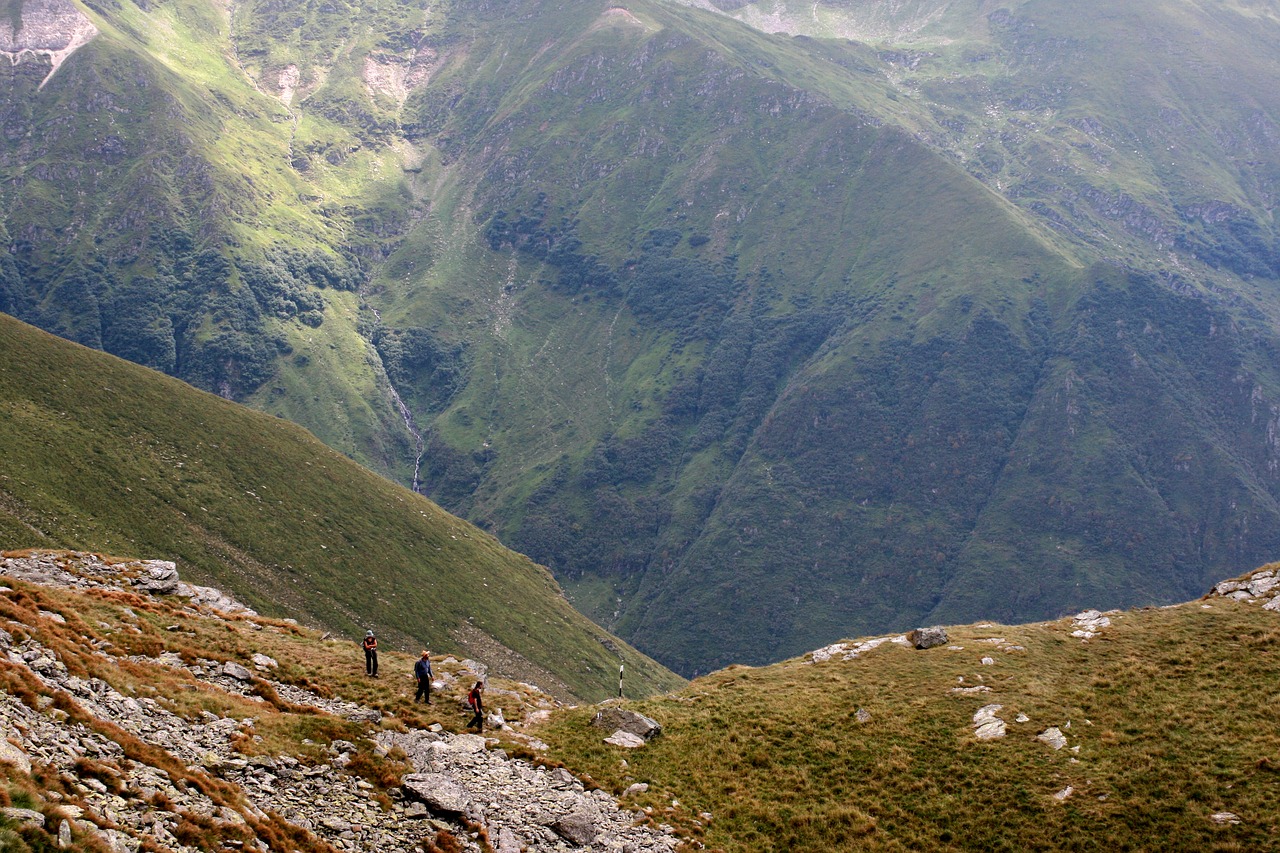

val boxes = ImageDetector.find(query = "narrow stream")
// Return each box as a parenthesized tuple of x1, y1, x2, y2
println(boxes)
(368, 304, 426, 494)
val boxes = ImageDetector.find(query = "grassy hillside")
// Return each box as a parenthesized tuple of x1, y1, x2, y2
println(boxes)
(5, 0, 1280, 676)
(0, 312, 682, 700)
(542, 569, 1280, 850)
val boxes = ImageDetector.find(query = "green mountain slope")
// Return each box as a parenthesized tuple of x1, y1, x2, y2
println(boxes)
(0, 312, 682, 700)
(544, 568, 1280, 850)
(4, 0, 1280, 674)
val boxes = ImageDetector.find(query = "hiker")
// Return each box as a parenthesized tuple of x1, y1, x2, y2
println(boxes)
(414, 650, 433, 704)
(362, 630, 379, 677)
(467, 681, 484, 732)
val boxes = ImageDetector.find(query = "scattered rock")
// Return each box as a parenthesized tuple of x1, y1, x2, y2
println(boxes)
(1210, 811, 1242, 825)
(973, 704, 1006, 740)
(1053, 786, 1074, 802)
(980, 657, 995, 666)
(907, 626, 948, 650)
(1037, 727, 1067, 750)
(251, 653, 278, 669)
(855, 708, 872, 723)
(623, 783, 649, 798)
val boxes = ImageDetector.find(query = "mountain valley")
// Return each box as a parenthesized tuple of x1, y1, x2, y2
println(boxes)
(2, 0, 1280, 677)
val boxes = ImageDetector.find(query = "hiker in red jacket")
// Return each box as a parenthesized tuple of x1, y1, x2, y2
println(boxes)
(362, 630, 379, 677)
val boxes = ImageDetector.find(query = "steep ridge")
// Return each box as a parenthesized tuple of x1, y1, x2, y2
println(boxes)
(0, 313, 682, 701)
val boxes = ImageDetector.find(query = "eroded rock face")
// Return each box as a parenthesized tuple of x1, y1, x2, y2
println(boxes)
(0, 0, 98, 87)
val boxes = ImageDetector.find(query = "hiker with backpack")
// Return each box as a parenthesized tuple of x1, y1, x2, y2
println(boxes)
(362, 630, 379, 677)
(414, 650, 434, 703)
(467, 681, 484, 732)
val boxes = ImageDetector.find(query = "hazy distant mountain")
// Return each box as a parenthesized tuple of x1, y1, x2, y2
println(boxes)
(3, 0, 1280, 674)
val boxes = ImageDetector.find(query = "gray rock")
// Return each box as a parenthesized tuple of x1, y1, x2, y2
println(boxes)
(495, 826, 525, 853)
(972, 704, 1006, 740)
(590, 707, 662, 740)
(854, 708, 872, 724)
(550, 808, 599, 846)
(251, 653, 278, 670)
(402, 773, 473, 814)
(907, 626, 948, 649)
(0, 739, 32, 774)
(58, 818, 72, 848)
(622, 783, 649, 798)
(222, 661, 253, 681)
(1037, 727, 1067, 750)
(604, 730, 646, 748)
(132, 563, 180, 595)
(0, 807, 45, 828)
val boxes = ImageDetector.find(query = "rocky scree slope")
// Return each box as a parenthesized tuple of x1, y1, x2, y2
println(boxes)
(0, 550, 683, 853)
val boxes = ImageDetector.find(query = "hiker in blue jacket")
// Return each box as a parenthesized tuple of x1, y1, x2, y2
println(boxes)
(414, 650, 434, 704)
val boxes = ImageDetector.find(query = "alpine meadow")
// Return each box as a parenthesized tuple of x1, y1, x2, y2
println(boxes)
(4, 0, 1280, 680)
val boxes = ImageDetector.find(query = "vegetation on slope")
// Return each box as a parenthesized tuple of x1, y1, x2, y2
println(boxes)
(6, 0, 1280, 676)
(0, 313, 681, 700)
(543, 575, 1280, 850)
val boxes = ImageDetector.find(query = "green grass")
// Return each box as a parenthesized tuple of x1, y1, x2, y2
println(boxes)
(0, 312, 682, 701)
(542, 591, 1280, 850)
(8, 0, 1280, 681)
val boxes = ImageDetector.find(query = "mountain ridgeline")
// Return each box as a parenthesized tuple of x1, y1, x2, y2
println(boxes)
(3, 0, 1280, 674)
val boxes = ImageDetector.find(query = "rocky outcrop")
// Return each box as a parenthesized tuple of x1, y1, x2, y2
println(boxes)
(0, 552, 679, 852)
(591, 706, 662, 741)
(807, 634, 910, 663)
(907, 626, 949, 650)
(1212, 567, 1280, 611)
(0, 551, 257, 616)
(1070, 609, 1112, 639)
(0, 0, 98, 88)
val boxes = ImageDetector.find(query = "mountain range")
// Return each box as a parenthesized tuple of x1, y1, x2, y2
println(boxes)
(3, 0, 1280, 674)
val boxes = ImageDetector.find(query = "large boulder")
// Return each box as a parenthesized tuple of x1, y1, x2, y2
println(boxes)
(131, 562, 180, 595)
(590, 707, 662, 741)
(221, 661, 253, 681)
(907, 626, 948, 650)
(402, 773, 473, 815)
(549, 808, 600, 846)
